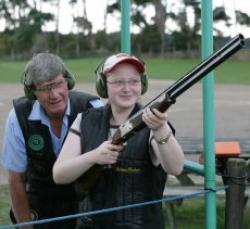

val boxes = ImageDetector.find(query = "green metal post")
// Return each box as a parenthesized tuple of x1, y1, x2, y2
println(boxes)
(120, 0, 131, 53)
(184, 160, 204, 176)
(201, 0, 217, 229)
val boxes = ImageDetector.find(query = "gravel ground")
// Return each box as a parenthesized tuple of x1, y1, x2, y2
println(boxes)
(0, 80, 249, 184)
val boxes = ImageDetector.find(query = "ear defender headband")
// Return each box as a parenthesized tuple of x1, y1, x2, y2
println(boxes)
(23, 69, 75, 100)
(95, 53, 148, 98)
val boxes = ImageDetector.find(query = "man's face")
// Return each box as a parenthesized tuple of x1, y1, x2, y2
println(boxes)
(34, 74, 69, 119)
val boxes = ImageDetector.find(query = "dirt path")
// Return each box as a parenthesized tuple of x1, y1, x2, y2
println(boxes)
(0, 81, 249, 184)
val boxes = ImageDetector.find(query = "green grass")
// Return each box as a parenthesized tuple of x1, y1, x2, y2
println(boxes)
(146, 58, 250, 85)
(163, 197, 250, 229)
(0, 185, 11, 225)
(0, 57, 249, 85)
(1, 185, 250, 228)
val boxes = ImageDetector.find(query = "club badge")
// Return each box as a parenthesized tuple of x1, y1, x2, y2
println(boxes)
(28, 134, 44, 151)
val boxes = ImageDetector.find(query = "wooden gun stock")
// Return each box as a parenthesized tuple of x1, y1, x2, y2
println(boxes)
(76, 34, 245, 198)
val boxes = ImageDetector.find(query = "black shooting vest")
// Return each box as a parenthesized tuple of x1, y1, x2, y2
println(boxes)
(13, 91, 98, 200)
(78, 104, 167, 229)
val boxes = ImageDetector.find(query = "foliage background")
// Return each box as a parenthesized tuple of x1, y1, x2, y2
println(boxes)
(0, 0, 249, 60)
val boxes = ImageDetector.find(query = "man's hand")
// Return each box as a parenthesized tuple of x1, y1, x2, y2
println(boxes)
(8, 171, 34, 229)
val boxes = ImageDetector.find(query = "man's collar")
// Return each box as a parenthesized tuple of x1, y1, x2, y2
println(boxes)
(28, 99, 71, 121)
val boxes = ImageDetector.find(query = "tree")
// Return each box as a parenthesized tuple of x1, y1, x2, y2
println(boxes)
(106, 0, 168, 56)
(151, 0, 167, 57)
(172, 0, 200, 55)
(235, 10, 250, 26)
(0, 0, 53, 58)
(213, 6, 231, 37)
(69, 0, 93, 56)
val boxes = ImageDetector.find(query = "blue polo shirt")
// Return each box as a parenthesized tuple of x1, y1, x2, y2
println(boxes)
(1, 99, 103, 173)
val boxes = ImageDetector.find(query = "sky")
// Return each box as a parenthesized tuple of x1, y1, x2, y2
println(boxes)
(0, 0, 250, 38)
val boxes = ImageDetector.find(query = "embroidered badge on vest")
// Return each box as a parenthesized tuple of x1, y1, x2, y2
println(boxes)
(116, 166, 141, 173)
(28, 134, 45, 151)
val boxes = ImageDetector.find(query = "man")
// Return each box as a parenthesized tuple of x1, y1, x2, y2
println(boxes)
(1, 53, 102, 229)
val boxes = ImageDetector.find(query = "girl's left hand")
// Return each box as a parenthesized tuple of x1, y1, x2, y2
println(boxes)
(142, 108, 167, 131)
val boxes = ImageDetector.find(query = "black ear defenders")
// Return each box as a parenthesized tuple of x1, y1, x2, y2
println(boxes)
(23, 69, 75, 100)
(64, 69, 76, 90)
(95, 61, 108, 98)
(95, 55, 148, 98)
(23, 75, 37, 100)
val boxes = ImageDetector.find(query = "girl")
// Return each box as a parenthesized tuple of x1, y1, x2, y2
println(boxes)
(53, 53, 184, 229)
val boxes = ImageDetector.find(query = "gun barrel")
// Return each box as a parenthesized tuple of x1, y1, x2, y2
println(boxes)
(166, 34, 245, 99)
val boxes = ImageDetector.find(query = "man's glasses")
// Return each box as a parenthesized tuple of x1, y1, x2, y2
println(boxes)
(106, 79, 140, 87)
(35, 80, 66, 93)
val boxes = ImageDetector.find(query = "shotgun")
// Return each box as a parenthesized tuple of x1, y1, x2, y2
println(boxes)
(76, 34, 245, 198)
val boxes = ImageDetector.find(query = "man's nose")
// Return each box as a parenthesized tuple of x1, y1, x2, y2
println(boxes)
(49, 87, 59, 97)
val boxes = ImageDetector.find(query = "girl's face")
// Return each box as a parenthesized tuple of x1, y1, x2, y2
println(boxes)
(106, 62, 142, 111)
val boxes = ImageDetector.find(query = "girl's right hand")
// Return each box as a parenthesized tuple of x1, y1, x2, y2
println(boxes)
(92, 140, 123, 165)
